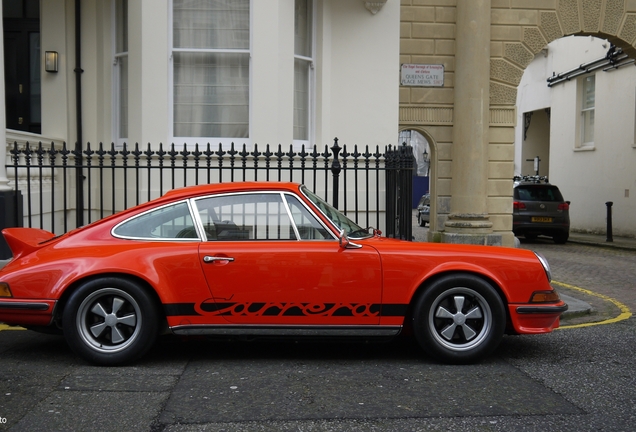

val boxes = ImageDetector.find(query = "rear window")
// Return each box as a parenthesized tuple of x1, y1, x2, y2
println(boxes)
(514, 185, 564, 202)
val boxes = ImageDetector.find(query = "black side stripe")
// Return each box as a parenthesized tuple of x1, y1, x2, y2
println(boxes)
(163, 303, 409, 318)
(380, 304, 409, 316)
(164, 303, 199, 317)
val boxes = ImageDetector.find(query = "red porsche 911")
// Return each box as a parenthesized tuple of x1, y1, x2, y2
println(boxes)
(0, 182, 567, 366)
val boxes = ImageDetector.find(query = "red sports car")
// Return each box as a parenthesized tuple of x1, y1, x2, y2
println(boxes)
(0, 182, 567, 365)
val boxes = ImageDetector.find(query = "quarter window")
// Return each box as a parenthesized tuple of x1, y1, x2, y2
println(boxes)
(113, 202, 197, 240)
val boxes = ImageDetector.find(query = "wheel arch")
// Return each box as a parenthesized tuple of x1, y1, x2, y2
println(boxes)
(404, 270, 512, 330)
(54, 272, 166, 326)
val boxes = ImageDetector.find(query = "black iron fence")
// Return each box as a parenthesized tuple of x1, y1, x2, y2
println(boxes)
(4, 138, 413, 241)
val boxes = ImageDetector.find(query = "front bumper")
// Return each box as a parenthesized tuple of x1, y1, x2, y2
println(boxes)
(508, 301, 568, 334)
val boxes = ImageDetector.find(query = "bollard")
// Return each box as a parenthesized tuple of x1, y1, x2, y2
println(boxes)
(605, 201, 613, 242)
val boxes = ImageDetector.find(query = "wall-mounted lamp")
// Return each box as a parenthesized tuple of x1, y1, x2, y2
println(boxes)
(45, 51, 58, 73)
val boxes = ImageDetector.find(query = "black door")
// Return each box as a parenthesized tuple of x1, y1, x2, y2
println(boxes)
(3, 0, 41, 134)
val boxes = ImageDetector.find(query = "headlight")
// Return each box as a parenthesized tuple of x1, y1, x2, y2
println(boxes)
(534, 251, 552, 282)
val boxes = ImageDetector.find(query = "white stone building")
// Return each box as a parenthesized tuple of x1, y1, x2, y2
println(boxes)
(516, 36, 636, 237)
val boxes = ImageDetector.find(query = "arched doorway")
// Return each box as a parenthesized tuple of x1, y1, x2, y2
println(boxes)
(398, 127, 438, 240)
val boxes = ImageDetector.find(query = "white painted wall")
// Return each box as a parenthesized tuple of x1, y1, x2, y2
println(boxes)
(517, 36, 636, 237)
(32, 0, 399, 149)
(76, 0, 399, 150)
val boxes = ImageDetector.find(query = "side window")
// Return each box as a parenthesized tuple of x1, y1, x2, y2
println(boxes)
(114, 0, 128, 147)
(284, 194, 331, 240)
(113, 201, 197, 239)
(194, 193, 296, 241)
(579, 75, 595, 148)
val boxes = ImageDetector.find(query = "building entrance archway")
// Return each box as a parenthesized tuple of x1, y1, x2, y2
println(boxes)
(398, 127, 439, 239)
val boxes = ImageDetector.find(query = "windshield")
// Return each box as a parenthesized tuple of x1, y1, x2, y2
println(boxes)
(300, 186, 372, 239)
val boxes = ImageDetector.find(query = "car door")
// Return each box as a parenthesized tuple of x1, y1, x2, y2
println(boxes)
(194, 192, 382, 325)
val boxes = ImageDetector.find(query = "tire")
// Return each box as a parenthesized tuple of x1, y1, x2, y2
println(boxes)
(62, 277, 159, 366)
(553, 232, 569, 244)
(412, 274, 506, 364)
(418, 214, 426, 227)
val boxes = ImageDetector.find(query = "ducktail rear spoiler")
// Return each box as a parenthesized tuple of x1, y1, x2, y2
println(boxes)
(1, 228, 57, 261)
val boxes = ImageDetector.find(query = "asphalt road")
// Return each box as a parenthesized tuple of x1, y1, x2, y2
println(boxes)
(0, 239, 635, 431)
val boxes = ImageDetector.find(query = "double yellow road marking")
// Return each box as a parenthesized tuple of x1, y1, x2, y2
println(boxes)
(554, 281, 632, 329)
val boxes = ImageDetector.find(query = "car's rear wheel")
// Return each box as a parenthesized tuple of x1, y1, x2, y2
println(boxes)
(62, 277, 159, 366)
(412, 274, 505, 364)
(553, 232, 569, 244)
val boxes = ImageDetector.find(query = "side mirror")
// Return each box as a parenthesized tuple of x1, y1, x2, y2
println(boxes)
(338, 230, 362, 249)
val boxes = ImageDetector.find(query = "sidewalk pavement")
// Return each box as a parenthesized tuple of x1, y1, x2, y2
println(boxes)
(1, 231, 634, 319)
(567, 231, 636, 251)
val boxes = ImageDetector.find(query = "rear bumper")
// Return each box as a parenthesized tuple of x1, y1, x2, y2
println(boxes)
(512, 218, 569, 236)
(0, 299, 56, 326)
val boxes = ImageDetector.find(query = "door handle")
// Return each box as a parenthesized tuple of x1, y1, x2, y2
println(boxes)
(203, 256, 235, 263)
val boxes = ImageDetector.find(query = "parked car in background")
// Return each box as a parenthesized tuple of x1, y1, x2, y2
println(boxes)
(1, 182, 566, 366)
(416, 193, 430, 227)
(513, 176, 570, 244)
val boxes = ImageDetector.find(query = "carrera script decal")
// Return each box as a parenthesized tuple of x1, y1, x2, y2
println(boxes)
(200, 301, 381, 317)
(163, 302, 408, 318)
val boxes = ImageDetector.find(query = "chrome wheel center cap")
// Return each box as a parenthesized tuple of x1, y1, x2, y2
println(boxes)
(454, 314, 466, 325)
(105, 314, 118, 327)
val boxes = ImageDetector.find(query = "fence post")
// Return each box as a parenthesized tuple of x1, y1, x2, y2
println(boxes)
(384, 147, 397, 238)
(606, 201, 613, 242)
(330, 138, 341, 209)
(399, 143, 414, 241)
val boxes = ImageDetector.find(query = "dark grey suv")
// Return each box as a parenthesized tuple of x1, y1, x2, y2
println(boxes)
(513, 176, 570, 244)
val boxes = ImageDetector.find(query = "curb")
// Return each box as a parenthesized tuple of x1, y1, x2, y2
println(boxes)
(559, 293, 592, 318)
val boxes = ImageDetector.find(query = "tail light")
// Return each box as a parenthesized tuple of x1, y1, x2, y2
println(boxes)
(513, 201, 526, 210)
(558, 202, 569, 211)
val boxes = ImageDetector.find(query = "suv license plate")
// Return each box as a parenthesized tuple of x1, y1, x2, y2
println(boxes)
(531, 217, 553, 223)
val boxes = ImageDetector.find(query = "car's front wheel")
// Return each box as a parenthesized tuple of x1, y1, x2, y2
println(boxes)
(417, 214, 426, 227)
(412, 274, 505, 364)
(62, 277, 159, 366)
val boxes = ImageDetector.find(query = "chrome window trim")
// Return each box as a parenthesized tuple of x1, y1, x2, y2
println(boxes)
(280, 192, 301, 240)
(282, 191, 338, 241)
(112, 189, 339, 243)
(191, 190, 337, 242)
(111, 199, 201, 242)
(298, 185, 369, 239)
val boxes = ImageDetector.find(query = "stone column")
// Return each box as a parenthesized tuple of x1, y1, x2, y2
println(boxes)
(442, 0, 501, 245)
